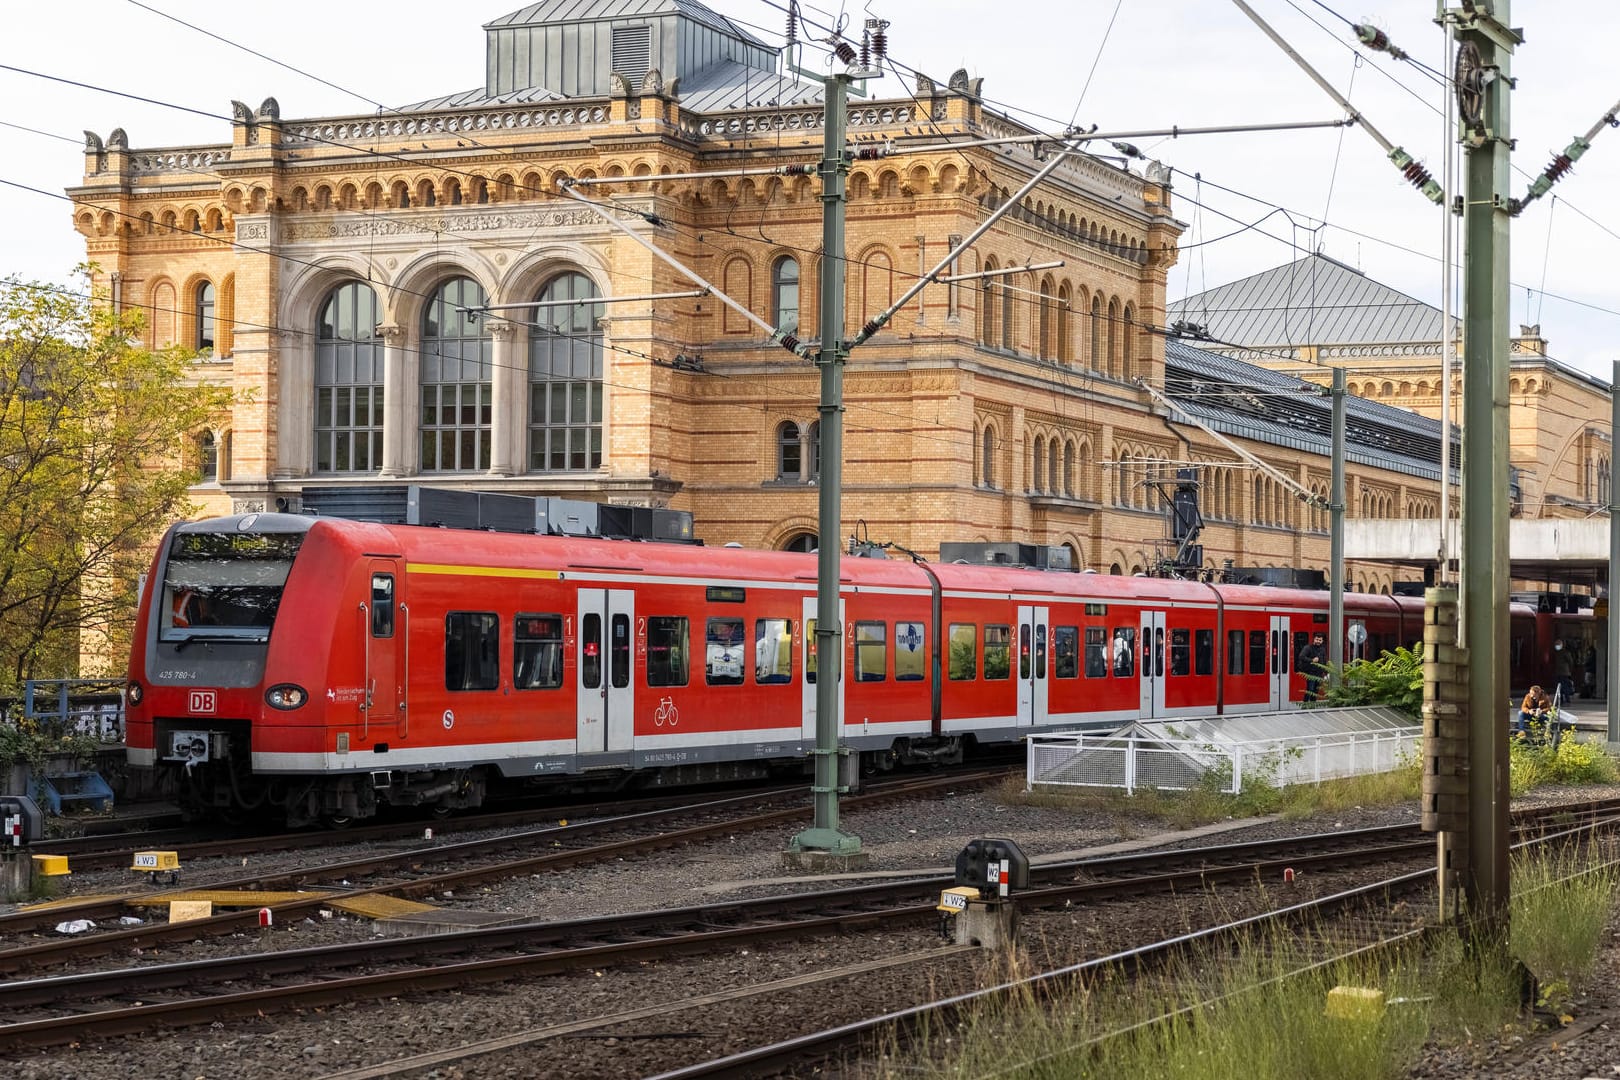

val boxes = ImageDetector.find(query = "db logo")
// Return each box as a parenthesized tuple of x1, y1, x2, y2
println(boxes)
(188, 690, 217, 714)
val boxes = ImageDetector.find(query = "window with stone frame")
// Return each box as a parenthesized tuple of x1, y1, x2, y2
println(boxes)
(528, 271, 604, 472)
(195, 281, 215, 353)
(421, 277, 492, 472)
(314, 281, 384, 474)
(771, 256, 800, 332)
(777, 420, 802, 480)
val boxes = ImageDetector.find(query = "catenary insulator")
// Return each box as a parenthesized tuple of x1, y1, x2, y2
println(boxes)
(832, 39, 858, 65)
(785, 8, 797, 47)
(1402, 160, 1435, 192)
(1544, 154, 1574, 182)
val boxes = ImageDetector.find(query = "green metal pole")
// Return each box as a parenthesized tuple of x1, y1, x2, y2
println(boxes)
(791, 72, 861, 855)
(1609, 360, 1618, 744)
(1329, 366, 1345, 676)
(1456, 1, 1515, 933)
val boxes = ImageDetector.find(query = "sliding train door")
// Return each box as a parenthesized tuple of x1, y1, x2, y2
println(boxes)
(577, 588, 635, 754)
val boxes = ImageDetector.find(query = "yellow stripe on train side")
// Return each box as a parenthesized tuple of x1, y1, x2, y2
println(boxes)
(406, 563, 561, 580)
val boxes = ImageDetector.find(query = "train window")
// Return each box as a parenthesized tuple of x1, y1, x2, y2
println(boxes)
(1249, 630, 1266, 675)
(948, 624, 976, 680)
(984, 625, 1011, 680)
(445, 611, 499, 691)
(1111, 627, 1135, 678)
(806, 618, 819, 683)
(371, 574, 394, 638)
(1019, 625, 1031, 679)
(895, 622, 926, 681)
(514, 614, 564, 690)
(1169, 628, 1190, 676)
(854, 622, 887, 682)
(705, 617, 746, 685)
(1289, 632, 1305, 675)
(1195, 630, 1214, 676)
(1153, 627, 1165, 678)
(1082, 627, 1105, 678)
(647, 617, 689, 687)
(581, 613, 603, 690)
(755, 619, 793, 684)
(1053, 626, 1079, 679)
(610, 614, 630, 689)
(1228, 630, 1244, 674)
(1035, 624, 1047, 680)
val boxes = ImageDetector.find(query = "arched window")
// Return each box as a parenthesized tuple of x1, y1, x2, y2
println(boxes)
(1001, 275, 1015, 351)
(783, 533, 817, 553)
(1030, 436, 1045, 492)
(421, 277, 491, 472)
(315, 281, 384, 473)
(980, 259, 1000, 347)
(195, 281, 215, 352)
(197, 431, 218, 482)
(1064, 441, 1076, 497)
(772, 256, 800, 332)
(1038, 279, 1053, 359)
(528, 272, 603, 472)
(1056, 283, 1072, 362)
(1049, 440, 1061, 495)
(807, 420, 820, 480)
(1090, 295, 1102, 371)
(981, 425, 996, 488)
(1122, 303, 1135, 379)
(777, 421, 802, 480)
(1106, 299, 1120, 378)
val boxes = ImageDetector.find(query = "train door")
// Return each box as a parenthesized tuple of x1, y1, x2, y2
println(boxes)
(802, 596, 846, 741)
(1269, 615, 1292, 709)
(364, 561, 405, 741)
(577, 589, 635, 754)
(1139, 610, 1167, 717)
(1016, 606, 1049, 727)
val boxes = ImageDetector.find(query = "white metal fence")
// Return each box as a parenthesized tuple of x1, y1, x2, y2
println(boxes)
(1028, 724, 1421, 795)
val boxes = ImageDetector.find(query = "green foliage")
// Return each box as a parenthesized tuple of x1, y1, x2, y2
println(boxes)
(889, 848, 1620, 1080)
(0, 270, 232, 692)
(0, 716, 101, 771)
(1321, 644, 1424, 719)
(1509, 735, 1620, 794)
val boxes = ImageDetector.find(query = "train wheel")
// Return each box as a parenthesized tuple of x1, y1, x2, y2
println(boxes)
(322, 814, 354, 830)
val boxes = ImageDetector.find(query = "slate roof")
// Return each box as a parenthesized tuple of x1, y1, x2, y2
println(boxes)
(402, 85, 568, 111)
(1167, 253, 1453, 347)
(675, 59, 821, 112)
(486, 0, 772, 49)
(1163, 337, 1454, 481)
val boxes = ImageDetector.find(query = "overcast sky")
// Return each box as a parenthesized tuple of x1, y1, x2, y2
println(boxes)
(4, 1, 1616, 379)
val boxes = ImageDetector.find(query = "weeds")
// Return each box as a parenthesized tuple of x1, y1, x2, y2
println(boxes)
(889, 846, 1620, 1079)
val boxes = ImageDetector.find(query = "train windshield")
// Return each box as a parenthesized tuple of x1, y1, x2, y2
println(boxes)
(159, 531, 304, 642)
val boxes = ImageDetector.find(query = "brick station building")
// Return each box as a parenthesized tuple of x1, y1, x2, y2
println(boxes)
(70, 0, 1446, 590)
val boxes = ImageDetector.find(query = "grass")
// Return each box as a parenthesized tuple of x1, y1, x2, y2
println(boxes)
(1003, 758, 1423, 830)
(883, 847, 1620, 1080)
(1008, 734, 1619, 831)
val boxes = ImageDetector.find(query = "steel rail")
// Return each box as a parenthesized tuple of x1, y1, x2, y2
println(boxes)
(646, 819, 1620, 1079)
(0, 769, 1012, 969)
(0, 836, 1438, 1050)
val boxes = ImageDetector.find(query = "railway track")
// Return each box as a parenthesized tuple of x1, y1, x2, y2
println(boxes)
(638, 821, 1620, 1080)
(0, 767, 1012, 970)
(13, 803, 1609, 1054)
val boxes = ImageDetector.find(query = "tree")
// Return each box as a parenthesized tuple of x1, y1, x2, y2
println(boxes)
(0, 272, 231, 692)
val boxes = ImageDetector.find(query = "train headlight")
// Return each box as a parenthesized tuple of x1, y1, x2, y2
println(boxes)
(265, 683, 309, 710)
(126, 681, 143, 706)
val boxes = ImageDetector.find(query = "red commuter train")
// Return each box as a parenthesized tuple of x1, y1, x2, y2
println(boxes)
(126, 513, 1427, 826)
